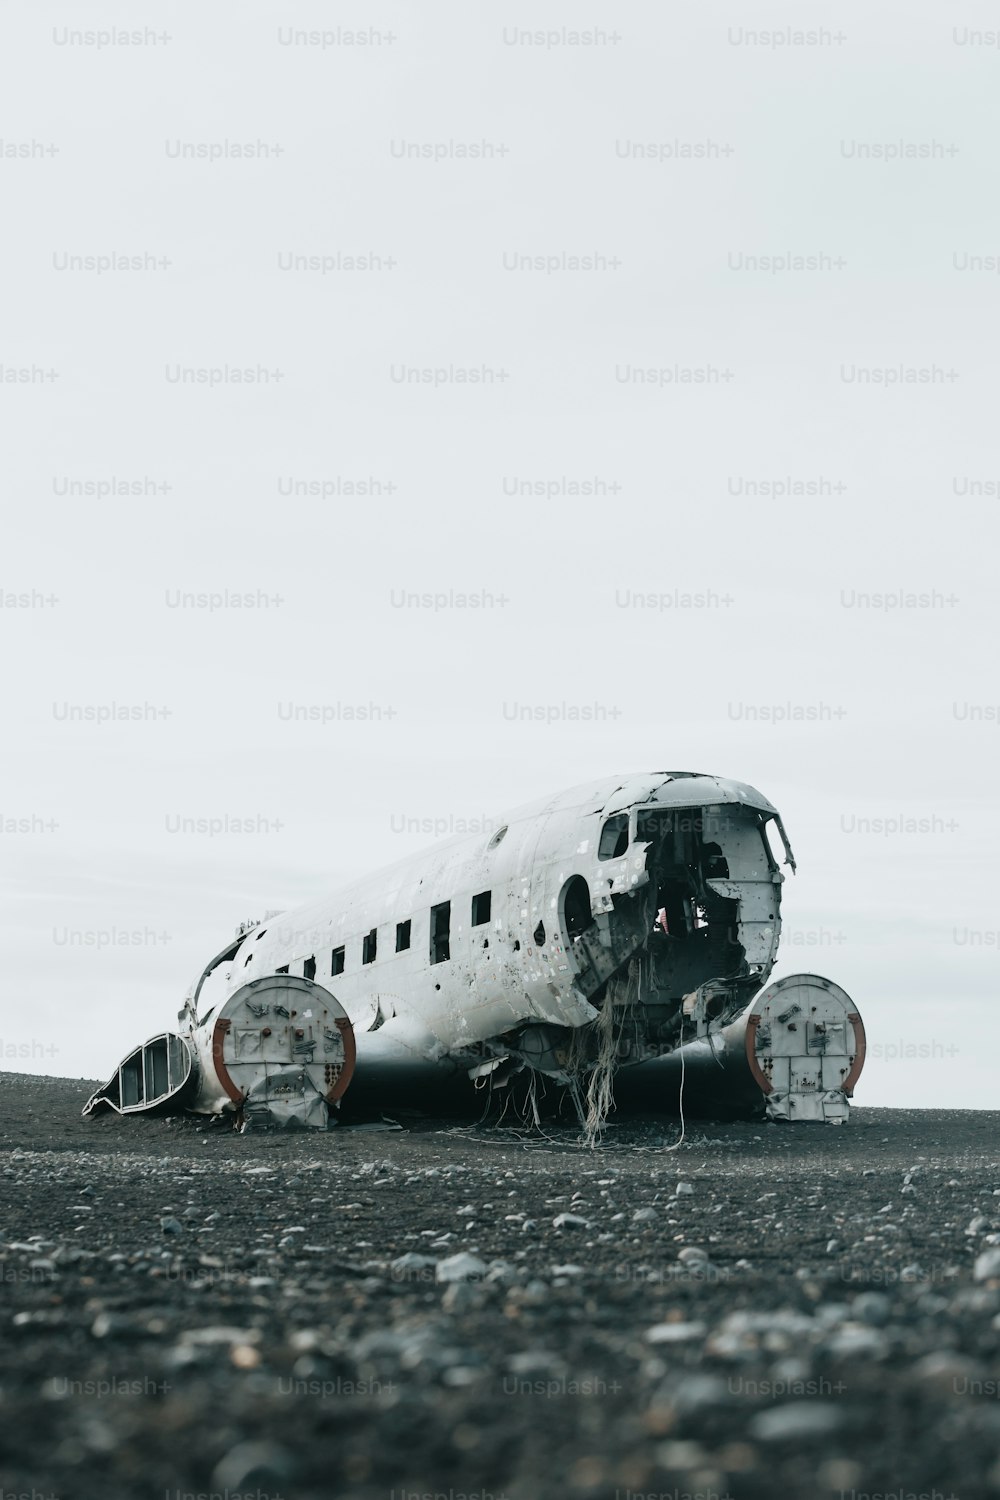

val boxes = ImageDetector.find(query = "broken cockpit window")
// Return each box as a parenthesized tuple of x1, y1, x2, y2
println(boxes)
(598, 812, 629, 859)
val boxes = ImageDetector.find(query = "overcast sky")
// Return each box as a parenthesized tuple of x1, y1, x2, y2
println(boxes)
(3, 1, 997, 1109)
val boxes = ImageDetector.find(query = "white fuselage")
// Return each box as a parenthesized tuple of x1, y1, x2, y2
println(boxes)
(195, 771, 791, 1073)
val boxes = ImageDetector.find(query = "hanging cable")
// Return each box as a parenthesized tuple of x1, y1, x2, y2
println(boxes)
(662, 1015, 687, 1151)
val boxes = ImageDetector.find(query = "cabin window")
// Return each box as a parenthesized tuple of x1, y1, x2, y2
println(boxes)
(362, 928, 377, 965)
(331, 946, 345, 976)
(471, 890, 491, 926)
(430, 901, 451, 964)
(303, 956, 316, 980)
(275, 964, 289, 975)
(396, 919, 411, 952)
(598, 812, 629, 860)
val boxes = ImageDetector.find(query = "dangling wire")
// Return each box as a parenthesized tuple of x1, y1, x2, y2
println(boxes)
(661, 1015, 687, 1151)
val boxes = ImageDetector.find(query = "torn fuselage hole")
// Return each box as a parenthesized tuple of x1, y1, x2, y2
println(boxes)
(558, 804, 780, 1066)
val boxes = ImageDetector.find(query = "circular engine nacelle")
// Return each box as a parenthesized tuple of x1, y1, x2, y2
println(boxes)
(745, 973, 865, 1123)
(190, 973, 356, 1127)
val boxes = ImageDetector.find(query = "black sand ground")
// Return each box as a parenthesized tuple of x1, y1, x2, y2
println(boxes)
(2, 1071, 1000, 1500)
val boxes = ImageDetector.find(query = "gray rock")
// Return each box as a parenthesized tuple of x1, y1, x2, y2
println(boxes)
(974, 1248, 1000, 1282)
(180, 1326, 262, 1346)
(669, 1373, 733, 1416)
(507, 1349, 563, 1377)
(212, 1442, 293, 1491)
(913, 1351, 983, 1387)
(646, 1320, 707, 1344)
(390, 1252, 438, 1279)
(749, 1402, 845, 1441)
(442, 1281, 487, 1313)
(91, 1311, 144, 1339)
(822, 1323, 889, 1358)
(436, 1252, 487, 1283)
(852, 1292, 892, 1326)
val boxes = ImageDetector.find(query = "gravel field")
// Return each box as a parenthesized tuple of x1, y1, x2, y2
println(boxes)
(2, 1070, 1000, 1500)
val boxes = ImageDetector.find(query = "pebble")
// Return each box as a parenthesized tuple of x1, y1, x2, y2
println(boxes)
(646, 1321, 707, 1344)
(852, 1293, 892, 1326)
(212, 1441, 293, 1491)
(974, 1248, 1000, 1282)
(749, 1402, 845, 1441)
(822, 1324, 889, 1358)
(91, 1312, 143, 1340)
(436, 1252, 487, 1283)
(442, 1282, 487, 1314)
(485, 1260, 516, 1283)
(180, 1327, 262, 1346)
(390, 1252, 438, 1277)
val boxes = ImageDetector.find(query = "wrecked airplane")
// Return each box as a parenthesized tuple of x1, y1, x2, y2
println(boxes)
(84, 772, 866, 1131)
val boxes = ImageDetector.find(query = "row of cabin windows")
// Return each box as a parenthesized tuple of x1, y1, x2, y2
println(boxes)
(278, 889, 492, 981)
(252, 813, 624, 979)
